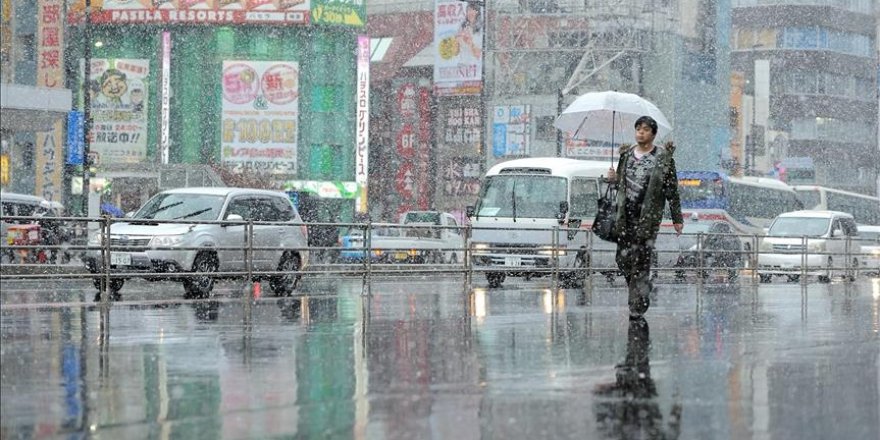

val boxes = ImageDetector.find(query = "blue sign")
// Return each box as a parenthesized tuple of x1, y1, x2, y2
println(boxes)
(66, 111, 84, 165)
(492, 123, 507, 157)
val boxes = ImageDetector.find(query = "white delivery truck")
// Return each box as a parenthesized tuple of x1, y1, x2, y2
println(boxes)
(466, 157, 615, 288)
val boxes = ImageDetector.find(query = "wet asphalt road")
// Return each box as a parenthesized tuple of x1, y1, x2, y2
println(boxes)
(1, 274, 879, 440)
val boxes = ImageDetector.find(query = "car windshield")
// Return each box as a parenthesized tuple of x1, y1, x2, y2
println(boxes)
(135, 193, 225, 221)
(404, 212, 440, 224)
(858, 230, 880, 241)
(475, 175, 567, 219)
(768, 217, 830, 237)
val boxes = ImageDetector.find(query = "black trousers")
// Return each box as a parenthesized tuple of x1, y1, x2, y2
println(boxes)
(615, 208, 654, 315)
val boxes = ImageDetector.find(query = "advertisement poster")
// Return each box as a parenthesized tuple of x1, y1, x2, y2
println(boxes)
(492, 104, 530, 157)
(35, 0, 65, 202)
(311, 0, 365, 26)
(433, 0, 483, 96)
(355, 35, 370, 212)
(221, 60, 299, 175)
(86, 58, 150, 164)
(68, 0, 310, 25)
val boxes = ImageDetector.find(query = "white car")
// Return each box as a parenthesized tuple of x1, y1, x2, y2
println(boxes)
(857, 225, 880, 275)
(758, 210, 860, 283)
(83, 187, 309, 300)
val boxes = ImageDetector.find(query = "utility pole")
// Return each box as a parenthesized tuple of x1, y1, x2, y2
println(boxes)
(556, 88, 563, 157)
(81, 0, 92, 214)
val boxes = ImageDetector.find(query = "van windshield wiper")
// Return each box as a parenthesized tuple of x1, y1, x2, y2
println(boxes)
(511, 181, 517, 222)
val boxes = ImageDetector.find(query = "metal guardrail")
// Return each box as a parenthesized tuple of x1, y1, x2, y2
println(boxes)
(2, 215, 877, 302)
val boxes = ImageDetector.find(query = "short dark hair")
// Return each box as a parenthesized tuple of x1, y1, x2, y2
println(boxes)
(634, 116, 658, 135)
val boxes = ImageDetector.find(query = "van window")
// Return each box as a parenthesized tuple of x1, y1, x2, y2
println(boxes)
(475, 175, 567, 218)
(570, 178, 599, 219)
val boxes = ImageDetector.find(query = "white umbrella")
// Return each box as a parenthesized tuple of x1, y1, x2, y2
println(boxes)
(554, 91, 672, 162)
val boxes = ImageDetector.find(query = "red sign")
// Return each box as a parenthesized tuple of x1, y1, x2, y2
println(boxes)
(69, 9, 308, 25)
(396, 124, 415, 158)
(395, 163, 414, 200)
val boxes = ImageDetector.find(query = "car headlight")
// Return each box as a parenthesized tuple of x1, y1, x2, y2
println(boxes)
(471, 243, 489, 254)
(88, 233, 104, 246)
(539, 246, 567, 256)
(150, 235, 185, 247)
(807, 241, 825, 252)
(871, 249, 880, 257)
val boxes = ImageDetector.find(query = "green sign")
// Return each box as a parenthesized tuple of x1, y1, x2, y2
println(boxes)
(311, 0, 366, 27)
(283, 180, 361, 199)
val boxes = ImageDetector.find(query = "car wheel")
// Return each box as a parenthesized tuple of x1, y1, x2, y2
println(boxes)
(561, 254, 588, 288)
(486, 273, 505, 288)
(270, 252, 301, 297)
(728, 268, 740, 282)
(93, 278, 124, 301)
(183, 252, 218, 299)
(759, 274, 772, 283)
(786, 275, 800, 283)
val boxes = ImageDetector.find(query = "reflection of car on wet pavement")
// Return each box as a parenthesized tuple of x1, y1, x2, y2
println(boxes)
(659, 220, 743, 281)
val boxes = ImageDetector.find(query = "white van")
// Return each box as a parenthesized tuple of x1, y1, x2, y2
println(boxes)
(856, 225, 880, 275)
(757, 210, 860, 283)
(466, 157, 611, 288)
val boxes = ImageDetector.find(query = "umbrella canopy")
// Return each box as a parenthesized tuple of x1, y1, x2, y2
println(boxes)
(554, 91, 672, 144)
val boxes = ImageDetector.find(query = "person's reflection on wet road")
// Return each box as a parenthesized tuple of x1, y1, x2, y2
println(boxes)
(594, 317, 682, 439)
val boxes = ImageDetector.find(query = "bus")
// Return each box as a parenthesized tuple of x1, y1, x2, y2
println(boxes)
(676, 171, 803, 232)
(466, 157, 615, 288)
(791, 185, 880, 225)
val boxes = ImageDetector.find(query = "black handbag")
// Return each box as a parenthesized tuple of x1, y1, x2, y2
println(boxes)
(593, 183, 619, 243)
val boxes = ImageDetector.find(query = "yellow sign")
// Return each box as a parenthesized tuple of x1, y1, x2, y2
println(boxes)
(0, 154, 9, 185)
(678, 179, 703, 187)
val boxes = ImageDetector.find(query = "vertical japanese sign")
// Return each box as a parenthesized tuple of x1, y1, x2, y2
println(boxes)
(492, 105, 530, 157)
(355, 35, 370, 213)
(433, 0, 483, 96)
(391, 79, 433, 215)
(160, 31, 171, 164)
(87, 58, 150, 164)
(36, 0, 64, 202)
(221, 60, 299, 175)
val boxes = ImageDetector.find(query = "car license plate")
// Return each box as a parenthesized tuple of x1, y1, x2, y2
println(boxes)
(504, 256, 521, 266)
(110, 252, 132, 266)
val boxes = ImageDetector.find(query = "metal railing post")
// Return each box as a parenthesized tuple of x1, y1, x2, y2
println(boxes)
(752, 234, 759, 283)
(845, 235, 851, 281)
(100, 215, 111, 303)
(801, 235, 807, 284)
(551, 226, 559, 290)
(697, 232, 704, 287)
(364, 220, 372, 296)
(464, 223, 472, 291)
(246, 220, 254, 300)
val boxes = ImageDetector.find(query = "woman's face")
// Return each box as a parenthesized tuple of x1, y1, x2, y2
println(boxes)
(466, 5, 478, 23)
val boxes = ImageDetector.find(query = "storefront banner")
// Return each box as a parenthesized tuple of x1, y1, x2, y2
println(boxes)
(160, 31, 171, 165)
(441, 156, 481, 197)
(311, 0, 365, 26)
(221, 60, 299, 175)
(433, 0, 483, 96)
(492, 105, 530, 157)
(36, 0, 65, 202)
(282, 180, 359, 199)
(68, 0, 310, 25)
(86, 58, 150, 165)
(355, 35, 370, 213)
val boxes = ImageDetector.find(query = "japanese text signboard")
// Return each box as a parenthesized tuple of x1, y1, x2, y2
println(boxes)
(221, 60, 299, 175)
(433, 0, 483, 96)
(355, 35, 370, 212)
(492, 105, 530, 157)
(36, 0, 65, 202)
(85, 58, 150, 164)
(68, 0, 311, 25)
(311, 0, 365, 26)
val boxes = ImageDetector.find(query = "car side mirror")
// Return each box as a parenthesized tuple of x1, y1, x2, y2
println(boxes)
(465, 206, 475, 218)
(224, 214, 244, 226)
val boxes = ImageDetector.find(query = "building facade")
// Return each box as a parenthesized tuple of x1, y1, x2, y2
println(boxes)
(731, 0, 878, 195)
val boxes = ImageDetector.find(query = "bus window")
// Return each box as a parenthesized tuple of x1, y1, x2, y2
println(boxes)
(570, 178, 599, 219)
(794, 189, 821, 210)
(677, 178, 723, 204)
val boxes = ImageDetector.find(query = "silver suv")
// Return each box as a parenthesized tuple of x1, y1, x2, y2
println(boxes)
(83, 187, 309, 300)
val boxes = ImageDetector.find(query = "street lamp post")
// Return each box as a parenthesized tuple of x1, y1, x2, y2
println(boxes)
(745, 43, 763, 176)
